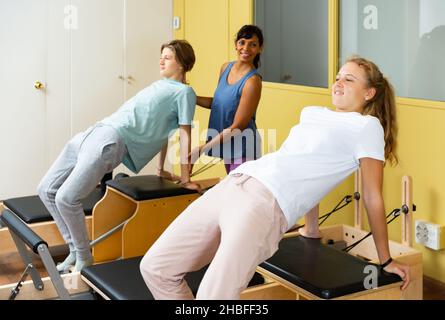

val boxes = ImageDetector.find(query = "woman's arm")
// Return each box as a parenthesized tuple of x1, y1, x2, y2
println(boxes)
(196, 96, 213, 109)
(191, 75, 262, 163)
(360, 157, 410, 290)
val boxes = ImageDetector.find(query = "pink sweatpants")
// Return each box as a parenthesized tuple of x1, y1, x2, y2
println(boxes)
(140, 173, 288, 300)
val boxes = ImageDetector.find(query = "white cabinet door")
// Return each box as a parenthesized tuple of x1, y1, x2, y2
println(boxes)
(70, 0, 125, 133)
(125, 0, 172, 98)
(0, 0, 49, 198)
(115, 0, 173, 176)
(0, 1, 173, 199)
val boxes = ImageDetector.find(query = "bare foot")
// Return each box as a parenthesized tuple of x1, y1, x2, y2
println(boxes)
(298, 226, 321, 239)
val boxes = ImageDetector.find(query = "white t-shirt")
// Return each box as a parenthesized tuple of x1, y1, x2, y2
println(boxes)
(231, 106, 385, 229)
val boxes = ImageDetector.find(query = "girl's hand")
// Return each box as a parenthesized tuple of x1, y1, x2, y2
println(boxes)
(383, 260, 410, 290)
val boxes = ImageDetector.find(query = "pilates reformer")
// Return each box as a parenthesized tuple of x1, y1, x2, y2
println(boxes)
(0, 169, 366, 300)
(254, 173, 422, 300)
(0, 169, 422, 300)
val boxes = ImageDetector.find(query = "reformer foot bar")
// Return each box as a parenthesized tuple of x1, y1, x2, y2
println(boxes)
(0, 209, 76, 300)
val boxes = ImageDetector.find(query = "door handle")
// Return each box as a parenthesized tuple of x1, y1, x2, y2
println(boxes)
(34, 81, 45, 90)
(127, 75, 134, 84)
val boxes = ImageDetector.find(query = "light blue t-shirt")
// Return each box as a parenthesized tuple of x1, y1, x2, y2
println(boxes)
(100, 79, 196, 173)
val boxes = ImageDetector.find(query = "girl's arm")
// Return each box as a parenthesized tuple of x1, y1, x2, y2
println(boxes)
(196, 96, 213, 109)
(191, 75, 262, 163)
(298, 205, 320, 238)
(157, 143, 168, 173)
(179, 125, 201, 191)
(360, 157, 410, 290)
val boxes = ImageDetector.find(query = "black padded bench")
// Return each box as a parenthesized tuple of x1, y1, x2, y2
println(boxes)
(1, 172, 114, 224)
(258, 236, 402, 299)
(2, 188, 104, 224)
(0, 173, 111, 253)
(81, 256, 265, 300)
(105, 175, 197, 201)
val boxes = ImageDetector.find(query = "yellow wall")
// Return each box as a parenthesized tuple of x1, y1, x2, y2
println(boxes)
(174, 0, 445, 283)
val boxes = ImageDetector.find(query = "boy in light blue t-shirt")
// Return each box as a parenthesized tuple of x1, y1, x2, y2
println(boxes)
(37, 40, 200, 272)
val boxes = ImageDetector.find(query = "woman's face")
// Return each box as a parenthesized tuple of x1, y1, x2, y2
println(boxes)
(235, 35, 261, 65)
(159, 47, 183, 81)
(332, 62, 376, 113)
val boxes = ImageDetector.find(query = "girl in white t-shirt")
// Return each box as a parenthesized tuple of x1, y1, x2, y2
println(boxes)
(140, 57, 410, 299)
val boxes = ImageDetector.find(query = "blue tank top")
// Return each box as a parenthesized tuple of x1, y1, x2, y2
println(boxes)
(206, 62, 262, 161)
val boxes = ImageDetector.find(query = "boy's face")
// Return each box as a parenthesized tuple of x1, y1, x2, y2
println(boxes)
(160, 47, 183, 81)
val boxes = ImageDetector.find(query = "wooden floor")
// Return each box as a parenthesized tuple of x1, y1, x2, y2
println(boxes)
(1, 251, 444, 300)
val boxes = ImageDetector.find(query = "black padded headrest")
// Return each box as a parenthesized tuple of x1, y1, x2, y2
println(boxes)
(3, 187, 105, 224)
(259, 236, 401, 299)
(81, 256, 265, 300)
(1, 209, 47, 254)
(106, 175, 197, 201)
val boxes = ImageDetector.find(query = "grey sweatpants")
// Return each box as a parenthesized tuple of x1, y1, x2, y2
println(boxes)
(37, 124, 127, 260)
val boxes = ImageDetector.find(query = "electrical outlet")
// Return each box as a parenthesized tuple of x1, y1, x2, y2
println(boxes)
(415, 220, 445, 250)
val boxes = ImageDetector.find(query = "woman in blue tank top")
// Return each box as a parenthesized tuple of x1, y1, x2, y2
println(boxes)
(190, 25, 264, 174)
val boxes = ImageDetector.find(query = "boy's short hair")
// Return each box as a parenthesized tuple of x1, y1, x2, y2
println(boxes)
(161, 40, 196, 72)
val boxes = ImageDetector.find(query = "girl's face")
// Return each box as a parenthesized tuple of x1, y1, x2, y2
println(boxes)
(332, 62, 376, 113)
(159, 47, 183, 81)
(235, 35, 261, 65)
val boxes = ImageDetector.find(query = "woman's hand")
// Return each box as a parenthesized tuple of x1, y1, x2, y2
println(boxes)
(156, 169, 181, 182)
(383, 260, 410, 290)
